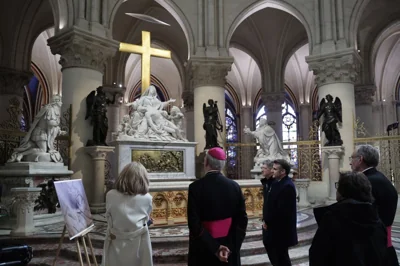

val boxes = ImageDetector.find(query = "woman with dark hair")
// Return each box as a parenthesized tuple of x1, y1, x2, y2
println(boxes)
(309, 171, 388, 266)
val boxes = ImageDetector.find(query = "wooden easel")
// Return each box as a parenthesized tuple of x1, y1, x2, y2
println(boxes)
(53, 225, 98, 266)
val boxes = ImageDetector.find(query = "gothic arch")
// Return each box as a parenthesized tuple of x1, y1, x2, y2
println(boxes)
(109, 0, 194, 58)
(225, 1, 314, 53)
(348, 0, 374, 49)
(128, 75, 170, 102)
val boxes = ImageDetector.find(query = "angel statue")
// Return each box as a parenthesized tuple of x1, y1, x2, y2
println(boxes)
(85, 86, 116, 146)
(317, 94, 343, 146)
(244, 118, 289, 165)
(8, 95, 66, 163)
(203, 99, 223, 150)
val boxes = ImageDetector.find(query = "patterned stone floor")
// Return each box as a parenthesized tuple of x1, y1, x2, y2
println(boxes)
(4, 204, 400, 265)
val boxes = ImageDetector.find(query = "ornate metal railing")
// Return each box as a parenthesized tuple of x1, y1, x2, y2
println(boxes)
(224, 140, 323, 181)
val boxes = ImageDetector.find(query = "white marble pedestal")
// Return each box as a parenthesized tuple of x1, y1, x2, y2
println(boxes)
(0, 162, 73, 229)
(295, 179, 311, 207)
(85, 146, 115, 213)
(10, 187, 42, 236)
(322, 146, 344, 202)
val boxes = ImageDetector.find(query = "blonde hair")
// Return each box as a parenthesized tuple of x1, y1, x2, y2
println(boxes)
(114, 161, 149, 195)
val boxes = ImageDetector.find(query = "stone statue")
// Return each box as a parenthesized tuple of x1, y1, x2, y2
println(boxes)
(116, 85, 188, 142)
(85, 86, 116, 146)
(203, 99, 223, 150)
(244, 118, 289, 166)
(318, 94, 343, 146)
(8, 95, 66, 163)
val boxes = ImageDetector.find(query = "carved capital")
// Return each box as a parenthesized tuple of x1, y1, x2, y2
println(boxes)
(181, 90, 194, 111)
(261, 92, 285, 112)
(307, 49, 361, 86)
(354, 84, 376, 105)
(48, 27, 119, 73)
(103, 85, 126, 106)
(11, 188, 41, 214)
(85, 146, 115, 160)
(188, 57, 233, 88)
(321, 146, 344, 159)
(294, 179, 311, 189)
(0, 68, 32, 97)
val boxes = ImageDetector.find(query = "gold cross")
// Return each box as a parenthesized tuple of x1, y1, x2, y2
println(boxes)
(119, 31, 171, 94)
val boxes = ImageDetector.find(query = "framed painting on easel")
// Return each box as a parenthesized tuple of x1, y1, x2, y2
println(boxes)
(53, 179, 98, 265)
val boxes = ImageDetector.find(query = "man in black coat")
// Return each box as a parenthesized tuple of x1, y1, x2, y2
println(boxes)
(309, 172, 388, 266)
(264, 159, 298, 266)
(260, 160, 276, 251)
(187, 147, 248, 266)
(350, 144, 398, 266)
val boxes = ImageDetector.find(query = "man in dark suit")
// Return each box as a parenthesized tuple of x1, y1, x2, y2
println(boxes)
(260, 160, 276, 251)
(350, 144, 399, 266)
(187, 147, 248, 266)
(264, 159, 298, 266)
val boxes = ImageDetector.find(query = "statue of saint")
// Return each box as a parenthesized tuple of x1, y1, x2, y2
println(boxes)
(243, 118, 289, 164)
(318, 94, 343, 146)
(8, 95, 66, 163)
(85, 86, 116, 146)
(203, 99, 223, 150)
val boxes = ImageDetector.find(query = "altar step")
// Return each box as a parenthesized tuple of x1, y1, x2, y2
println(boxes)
(25, 222, 316, 265)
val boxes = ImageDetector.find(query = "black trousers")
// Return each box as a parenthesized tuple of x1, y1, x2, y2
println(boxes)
(263, 229, 292, 266)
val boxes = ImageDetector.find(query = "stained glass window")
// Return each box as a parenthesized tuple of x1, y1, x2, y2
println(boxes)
(225, 95, 238, 179)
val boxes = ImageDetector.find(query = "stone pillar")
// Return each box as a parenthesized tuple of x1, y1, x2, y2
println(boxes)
(182, 90, 194, 142)
(85, 146, 115, 213)
(48, 27, 118, 189)
(307, 49, 360, 171)
(322, 146, 344, 202)
(0, 68, 31, 129)
(103, 85, 126, 142)
(189, 58, 233, 154)
(10, 187, 41, 236)
(294, 179, 311, 207)
(299, 104, 311, 140)
(241, 106, 256, 178)
(355, 85, 375, 136)
(262, 92, 284, 141)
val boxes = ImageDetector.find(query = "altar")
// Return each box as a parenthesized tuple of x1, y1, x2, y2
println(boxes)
(110, 140, 197, 180)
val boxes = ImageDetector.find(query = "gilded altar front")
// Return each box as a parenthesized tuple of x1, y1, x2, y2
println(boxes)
(149, 180, 263, 226)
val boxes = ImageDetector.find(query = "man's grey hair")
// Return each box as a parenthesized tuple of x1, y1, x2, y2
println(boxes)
(262, 160, 274, 169)
(206, 152, 226, 171)
(355, 144, 379, 167)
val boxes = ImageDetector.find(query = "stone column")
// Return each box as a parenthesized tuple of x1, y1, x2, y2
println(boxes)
(294, 179, 311, 207)
(10, 187, 41, 236)
(85, 146, 115, 213)
(241, 106, 256, 178)
(182, 90, 194, 142)
(103, 85, 126, 142)
(322, 146, 344, 202)
(48, 27, 118, 191)
(355, 85, 375, 136)
(0, 68, 31, 129)
(307, 49, 361, 171)
(299, 103, 311, 140)
(189, 58, 233, 154)
(262, 92, 284, 141)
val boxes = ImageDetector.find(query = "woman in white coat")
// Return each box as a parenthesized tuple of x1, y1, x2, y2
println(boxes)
(102, 161, 153, 266)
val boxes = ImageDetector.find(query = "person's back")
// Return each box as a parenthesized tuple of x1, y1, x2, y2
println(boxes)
(309, 172, 388, 266)
(102, 162, 153, 266)
(188, 172, 247, 266)
(364, 168, 398, 226)
(310, 199, 387, 266)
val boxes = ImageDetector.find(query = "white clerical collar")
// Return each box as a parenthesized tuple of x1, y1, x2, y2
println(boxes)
(362, 167, 374, 173)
